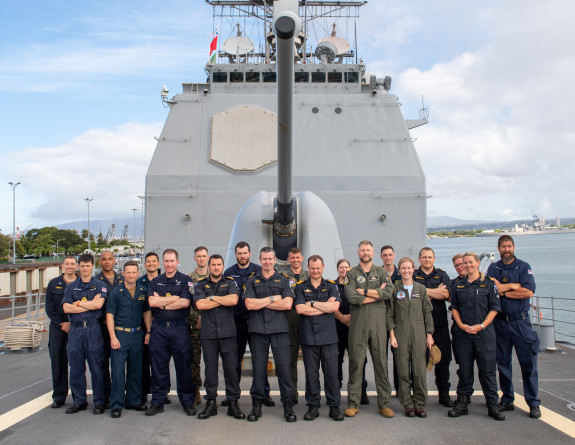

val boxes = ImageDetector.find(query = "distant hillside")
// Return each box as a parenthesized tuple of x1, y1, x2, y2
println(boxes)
(56, 217, 142, 239)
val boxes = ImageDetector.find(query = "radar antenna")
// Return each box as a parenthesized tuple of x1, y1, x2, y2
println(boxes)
(419, 95, 429, 119)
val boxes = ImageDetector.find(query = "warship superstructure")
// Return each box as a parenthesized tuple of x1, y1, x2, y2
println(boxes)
(144, 0, 428, 273)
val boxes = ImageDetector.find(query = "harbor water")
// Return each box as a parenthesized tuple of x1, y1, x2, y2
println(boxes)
(427, 232, 575, 342)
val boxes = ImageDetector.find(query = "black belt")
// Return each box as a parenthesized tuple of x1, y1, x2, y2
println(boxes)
(153, 319, 187, 328)
(497, 311, 528, 322)
(71, 319, 99, 328)
(115, 326, 141, 333)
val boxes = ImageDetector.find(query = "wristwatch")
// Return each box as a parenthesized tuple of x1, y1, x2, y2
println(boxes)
(270, 296, 275, 303)
(310, 300, 315, 307)
(363, 288, 368, 296)
(209, 295, 214, 302)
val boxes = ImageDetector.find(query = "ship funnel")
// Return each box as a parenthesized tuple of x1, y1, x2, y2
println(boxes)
(272, 0, 301, 255)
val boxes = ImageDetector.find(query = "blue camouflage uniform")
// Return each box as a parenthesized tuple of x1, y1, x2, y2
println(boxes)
(487, 258, 540, 408)
(295, 278, 341, 408)
(244, 270, 295, 404)
(193, 276, 241, 401)
(46, 274, 75, 405)
(106, 282, 150, 410)
(62, 277, 108, 406)
(451, 275, 501, 407)
(95, 270, 123, 403)
(147, 271, 196, 408)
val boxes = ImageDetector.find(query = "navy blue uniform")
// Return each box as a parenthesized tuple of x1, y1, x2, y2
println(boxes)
(62, 277, 108, 406)
(106, 283, 150, 410)
(95, 270, 123, 403)
(295, 278, 341, 408)
(193, 276, 241, 401)
(244, 270, 295, 404)
(451, 276, 501, 407)
(45, 274, 75, 404)
(147, 271, 195, 408)
(487, 258, 540, 408)
(388, 266, 402, 285)
(224, 262, 272, 397)
(414, 267, 453, 395)
(136, 272, 158, 402)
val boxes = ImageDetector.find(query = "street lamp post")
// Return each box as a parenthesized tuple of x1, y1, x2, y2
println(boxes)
(55, 238, 64, 261)
(85, 198, 93, 253)
(137, 195, 145, 241)
(8, 182, 21, 264)
(131, 208, 138, 244)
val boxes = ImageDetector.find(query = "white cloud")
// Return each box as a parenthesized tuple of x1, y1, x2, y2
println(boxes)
(388, 0, 575, 220)
(1, 122, 162, 232)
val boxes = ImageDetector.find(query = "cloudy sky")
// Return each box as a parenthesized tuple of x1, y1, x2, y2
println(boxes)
(1, 0, 574, 234)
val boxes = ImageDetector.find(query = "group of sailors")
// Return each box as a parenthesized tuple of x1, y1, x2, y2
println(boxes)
(45, 234, 541, 422)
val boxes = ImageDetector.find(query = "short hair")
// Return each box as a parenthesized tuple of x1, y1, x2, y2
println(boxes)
(288, 247, 303, 256)
(358, 240, 373, 248)
(259, 247, 275, 258)
(418, 247, 435, 257)
(78, 253, 94, 265)
(123, 260, 140, 271)
(398, 257, 415, 269)
(194, 246, 208, 254)
(63, 255, 77, 263)
(380, 245, 394, 254)
(208, 254, 224, 266)
(452, 253, 464, 263)
(163, 248, 179, 259)
(235, 241, 250, 252)
(337, 258, 350, 268)
(307, 254, 324, 265)
(144, 252, 159, 261)
(497, 235, 514, 247)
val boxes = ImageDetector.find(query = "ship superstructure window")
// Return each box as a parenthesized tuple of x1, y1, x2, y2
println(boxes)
(246, 72, 260, 82)
(262, 72, 276, 83)
(230, 72, 244, 83)
(295, 72, 309, 83)
(312, 72, 326, 83)
(213, 72, 228, 83)
(328, 72, 342, 83)
(345, 72, 359, 83)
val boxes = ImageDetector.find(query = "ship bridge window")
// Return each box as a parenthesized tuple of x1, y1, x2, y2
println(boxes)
(262, 72, 276, 83)
(230, 72, 244, 83)
(328, 72, 342, 83)
(213, 72, 228, 83)
(246, 72, 260, 82)
(295, 72, 309, 83)
(312, 72, 326, 83)
(345, 72, 359, 83)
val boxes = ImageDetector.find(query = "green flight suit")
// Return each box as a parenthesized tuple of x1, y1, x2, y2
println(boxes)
(188, 270, 209, 390)
(345, 264, 393, 409)
(283, 269, 309, 394)
(387, 281, 434, 409)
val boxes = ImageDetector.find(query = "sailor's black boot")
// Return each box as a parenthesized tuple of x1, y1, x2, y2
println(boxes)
(448, 394, 470, 417)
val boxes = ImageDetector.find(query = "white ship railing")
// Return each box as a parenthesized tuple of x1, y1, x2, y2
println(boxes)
(0, 293, 47, 344)
(531, 295, 575, 346)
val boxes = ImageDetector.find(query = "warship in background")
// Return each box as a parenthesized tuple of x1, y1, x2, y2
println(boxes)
(477, 214, 575, 237)
(143, 0, 429, 273)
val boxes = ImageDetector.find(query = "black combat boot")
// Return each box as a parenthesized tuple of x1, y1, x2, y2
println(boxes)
(329, 406, 345, 421)
(197, 399, 217, 419)
(304, 406, 319, 421)
(227, 400, 246, 420)
(448, 394, 470, 417)
(247, 398, 263, 422)
(439, 392, 454, 407)
(283, 404, 297, 422)
(488, 406, 505, 421)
